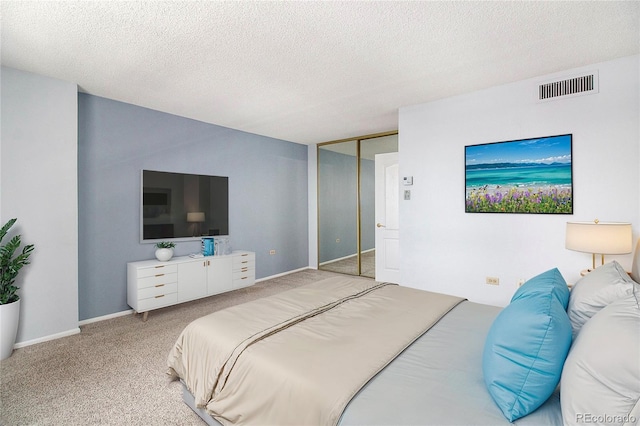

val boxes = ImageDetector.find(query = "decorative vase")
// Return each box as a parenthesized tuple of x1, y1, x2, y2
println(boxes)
(0, 299, 20, 360)
(155, 248, 174, 262)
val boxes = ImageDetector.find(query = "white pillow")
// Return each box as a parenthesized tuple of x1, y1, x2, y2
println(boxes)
(567, 261, 635, 339)
(560, 283, 640, 426)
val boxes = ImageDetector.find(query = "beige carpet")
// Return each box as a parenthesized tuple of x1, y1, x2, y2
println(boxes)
(0, 269, 362, 425)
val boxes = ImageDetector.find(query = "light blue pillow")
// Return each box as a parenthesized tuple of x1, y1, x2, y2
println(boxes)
(511, 267, 569, 309)
(483, 289, 572, 421)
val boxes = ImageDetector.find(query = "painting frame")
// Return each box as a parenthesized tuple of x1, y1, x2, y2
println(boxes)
(465, 134, 573, 214)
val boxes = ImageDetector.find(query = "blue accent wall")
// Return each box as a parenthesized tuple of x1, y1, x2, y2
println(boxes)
(78, 94, 308, 320)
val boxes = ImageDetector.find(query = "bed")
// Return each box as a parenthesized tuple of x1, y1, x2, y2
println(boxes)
(168, 242, 640, 426)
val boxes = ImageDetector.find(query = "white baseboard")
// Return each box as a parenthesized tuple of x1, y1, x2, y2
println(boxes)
(59, 268, 311, 330)
(14, 267, 313, 350)
(78, 269, 309, 328)
(14, 327, 81, 349)
(319, 249, 375, 267)
(255, 266, 310, 282)
(319, 253, 356, 266)
(78, 309, 134, 326)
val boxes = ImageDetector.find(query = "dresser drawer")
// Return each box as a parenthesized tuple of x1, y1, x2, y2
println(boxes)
(233, 256, 255, 271)
(136, 264, 178, 279)
(233, 270, 255, 288)
(137, 292, 178, 312)
(233, 277, 255, 288)
(233, 264, 255, 276)
(138, 282, 178, 300)
(137, 272, 177, 290)
(233, 268, 254, 279)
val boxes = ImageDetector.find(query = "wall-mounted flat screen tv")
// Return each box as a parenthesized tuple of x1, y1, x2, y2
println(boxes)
(141, 170, 229, 242)
(465, 134, 573, 214)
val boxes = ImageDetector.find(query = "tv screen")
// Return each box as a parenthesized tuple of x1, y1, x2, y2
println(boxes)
(141, 170, 229, 242)
(465, 134, 573, 214)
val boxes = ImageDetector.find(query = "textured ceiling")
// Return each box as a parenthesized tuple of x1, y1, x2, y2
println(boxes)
(2, 1, 638, 145)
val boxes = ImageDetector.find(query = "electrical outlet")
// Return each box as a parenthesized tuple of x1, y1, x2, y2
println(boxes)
(404, 190, 411, 200)
(486, 276, 500, 285)
(269, 249, 276, 255)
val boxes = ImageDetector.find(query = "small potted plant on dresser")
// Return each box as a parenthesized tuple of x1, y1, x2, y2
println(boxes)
(0, 218, 35, 360)
(155, 241, 175, 262)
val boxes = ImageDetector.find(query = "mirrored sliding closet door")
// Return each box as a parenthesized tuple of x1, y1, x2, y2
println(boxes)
(317, 133, 398, 279)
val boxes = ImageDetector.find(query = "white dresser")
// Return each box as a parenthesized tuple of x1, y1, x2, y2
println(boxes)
(127, 250, 255, 321)
(233, 251, 256, 288)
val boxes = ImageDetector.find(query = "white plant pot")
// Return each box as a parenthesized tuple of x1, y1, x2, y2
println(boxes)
(155, 248, 174, 262)
(0, 299, 20, 360)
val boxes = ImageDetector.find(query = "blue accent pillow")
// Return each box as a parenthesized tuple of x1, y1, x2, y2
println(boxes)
(483, 271, 572, 421)
(511, 267, 569, 309)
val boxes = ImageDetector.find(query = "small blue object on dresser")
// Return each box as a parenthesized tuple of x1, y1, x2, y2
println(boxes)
(201, 237, 214, 256)
(483, 268, 572, 422)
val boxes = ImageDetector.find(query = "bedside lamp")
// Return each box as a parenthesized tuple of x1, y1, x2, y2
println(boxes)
(565, 220, 632, 271)
(187, 212, 205, 236)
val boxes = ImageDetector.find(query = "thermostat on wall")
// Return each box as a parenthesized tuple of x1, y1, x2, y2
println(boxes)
(403, 176, 413, 186)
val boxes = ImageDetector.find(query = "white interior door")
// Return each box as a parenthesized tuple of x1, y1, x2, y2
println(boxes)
(375, 152, 400, 283)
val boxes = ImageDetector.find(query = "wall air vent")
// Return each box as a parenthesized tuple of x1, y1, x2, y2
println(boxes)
(537, 71, 598, 102)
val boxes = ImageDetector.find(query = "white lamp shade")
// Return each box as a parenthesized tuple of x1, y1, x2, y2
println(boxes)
(187, 212, 205, 223)
(565, 222, 632, 254)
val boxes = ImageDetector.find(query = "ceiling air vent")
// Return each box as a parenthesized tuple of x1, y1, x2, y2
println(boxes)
(537, 71, 598, 102)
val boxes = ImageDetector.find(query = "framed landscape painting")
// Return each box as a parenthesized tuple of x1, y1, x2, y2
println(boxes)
(465, 134, 573, 214)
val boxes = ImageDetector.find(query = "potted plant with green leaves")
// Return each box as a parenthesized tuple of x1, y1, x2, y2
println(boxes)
(155, 241, 175, 262)
(0, 218, 35, 360)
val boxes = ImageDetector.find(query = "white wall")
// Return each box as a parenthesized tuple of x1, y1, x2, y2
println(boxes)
(1, 67, 79, 345)
(399, 55, 639, 307)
